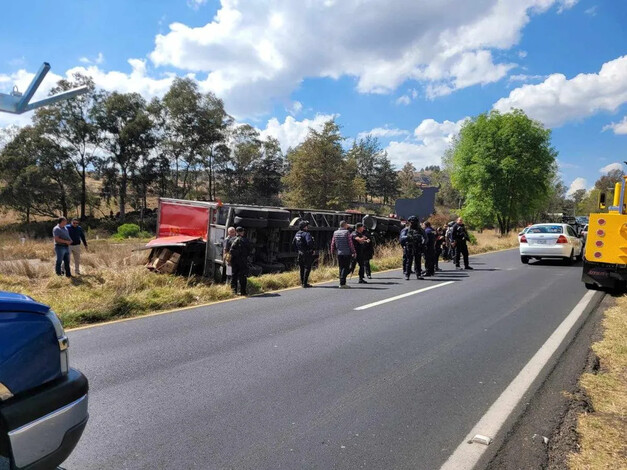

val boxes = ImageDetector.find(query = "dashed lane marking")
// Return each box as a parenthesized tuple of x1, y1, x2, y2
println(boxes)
(354, 281, 455, 311)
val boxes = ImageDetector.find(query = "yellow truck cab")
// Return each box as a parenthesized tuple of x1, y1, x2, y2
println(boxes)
(582, 172, 627, 290)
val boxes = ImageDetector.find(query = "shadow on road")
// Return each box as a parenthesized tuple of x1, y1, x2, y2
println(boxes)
(528, 259, 583, 267)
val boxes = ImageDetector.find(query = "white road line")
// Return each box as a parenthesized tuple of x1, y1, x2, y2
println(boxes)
(440, 289, 602, 470)
(354, 281, 455, 310)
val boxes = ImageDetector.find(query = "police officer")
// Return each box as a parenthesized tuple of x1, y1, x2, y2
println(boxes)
(452, 217, 473, 270)
(351, 222, 371, 284)
(400, 216, 425, 280)
(423, 221, 436, 276)
(293, 220, 315, 288)
(229, 226, 253, 295)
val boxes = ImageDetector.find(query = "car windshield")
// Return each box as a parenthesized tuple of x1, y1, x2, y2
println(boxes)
(528, 225, 563, 234)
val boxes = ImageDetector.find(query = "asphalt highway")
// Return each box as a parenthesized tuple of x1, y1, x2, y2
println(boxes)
(64, 249, 587, 470)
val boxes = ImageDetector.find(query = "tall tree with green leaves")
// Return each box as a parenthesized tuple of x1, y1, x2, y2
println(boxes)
(372, 154, 399, 204)
(0, 126, 80, 220)
(283, 120, 355, 209)
(92, 92, 156, 221)
(398, 162, 422, 198)
(250, 137, 285, 205)
(450, 109, 557, 234)
(33, 73, 102, 220)
(347, 135, 382, 201)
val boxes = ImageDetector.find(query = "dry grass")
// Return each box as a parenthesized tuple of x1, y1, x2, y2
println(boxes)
(568, 295, 627, 469)
(470, 230, 520, 254)
(0, 229, 517, 329)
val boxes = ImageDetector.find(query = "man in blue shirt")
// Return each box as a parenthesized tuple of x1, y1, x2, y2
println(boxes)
(67, 218, 88, 275)
(52, 217, 73, 277)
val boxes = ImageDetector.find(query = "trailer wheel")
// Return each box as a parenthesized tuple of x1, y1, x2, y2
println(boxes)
(233, 207, 269, 219)
(363, 215, 376, 230)
(290, 217, 302, 227)
(267, 218, 290, 228)
(266, 210, 290, 220)
(233, 216, 268, 228)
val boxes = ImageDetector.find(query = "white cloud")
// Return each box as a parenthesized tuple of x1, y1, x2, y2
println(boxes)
(567, 177, 588, 196)
(585, 5, 598, 16)
(557, 0, 578, 14)
(259, 113, 337, 152)
(384, 118, 466, 169)
(599, 163, 623, 174)
(508, 73, 547, 83)
(78, 52, 105, 65)
(187, 0, 208, 10)
(494, 55, 627, 127)
(148, 0, 573, 116)
(602, 116, 627, 135)
(286, 100, 302, 116)
(357, 127, 409, 140)
(396, 95, 411, 106)
(518, 50, 528, 58)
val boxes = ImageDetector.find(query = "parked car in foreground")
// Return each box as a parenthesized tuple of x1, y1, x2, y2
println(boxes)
(0, 292, 88, 470)
(519, 223, 584, 264)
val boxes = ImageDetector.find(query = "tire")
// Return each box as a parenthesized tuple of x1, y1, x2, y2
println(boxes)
(585, 282, 600, 291)
(521, 256, 530, 264)
(290, 217, 302, 227)
(576, 245, 584, 261)
(266, 210, 290, 220)
(266, 218, 290, 228)
(233, 216, 267, 228)
(362, 215, 376, 230)
(564, 250, 575, 265)
(233, 207, 269, 219)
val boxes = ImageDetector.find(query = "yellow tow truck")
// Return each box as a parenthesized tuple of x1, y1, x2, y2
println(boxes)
(582, 168, 627, 291)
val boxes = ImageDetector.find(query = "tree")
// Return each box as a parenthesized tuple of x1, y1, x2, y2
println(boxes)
(217, 124, 262, 203)
(33, 74, 102, 220)
(250, 138, 285, 205)
(347, 135, 381, 201)
(0, 127, 80, 220)
(450, 110, 557, 234)
(398, 162, 422, 198)
(92, 92, 156, 221)
(153, 78, 230, 199)
(594, 168, 625, 206)
(283, 120, 355, 209)
(372, 154, 399, 204)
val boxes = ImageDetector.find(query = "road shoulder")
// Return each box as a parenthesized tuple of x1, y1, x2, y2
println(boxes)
(485, 293, 612, 469)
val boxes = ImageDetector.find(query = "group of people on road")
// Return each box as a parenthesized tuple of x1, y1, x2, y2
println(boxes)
(221, 215, 473, 294)
(52, 217, 89, 277)
(400, 216, 472, 281)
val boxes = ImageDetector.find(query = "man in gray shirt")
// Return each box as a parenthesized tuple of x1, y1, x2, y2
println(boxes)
(53, 217, 73, 277)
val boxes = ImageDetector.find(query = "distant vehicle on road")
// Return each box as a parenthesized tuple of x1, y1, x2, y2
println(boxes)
(580, 224, 588, 244)
(575, 216, 589, 226)
(0, 292, 89, 470)
(519, 223, 584, 264)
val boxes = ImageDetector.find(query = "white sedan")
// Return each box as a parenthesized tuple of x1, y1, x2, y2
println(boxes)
(519, 223, 584, 264)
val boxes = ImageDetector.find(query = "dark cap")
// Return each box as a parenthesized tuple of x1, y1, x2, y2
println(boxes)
(299, 220, 310, 229)
(236, 226, 245, 233)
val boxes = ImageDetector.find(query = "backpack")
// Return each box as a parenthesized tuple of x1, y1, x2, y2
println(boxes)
(294, 232, 307, 253)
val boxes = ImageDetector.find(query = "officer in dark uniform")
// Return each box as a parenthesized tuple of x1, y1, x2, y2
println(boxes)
(293, 220, 315, 288)
(400, 216, 425, 280)
(452, 217, 473, 270)
(351, 222, 371, 284)
(423, 221, 436, 276)
(229, 226, 253, 295)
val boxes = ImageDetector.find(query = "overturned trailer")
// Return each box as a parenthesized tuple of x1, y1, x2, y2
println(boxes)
(145, 198, 403, 281)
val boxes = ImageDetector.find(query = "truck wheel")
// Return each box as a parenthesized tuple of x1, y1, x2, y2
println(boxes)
(267, 218, 290, 228)
(233, 208, 269, 219)
(233, 216, 268, 228)
(521, 256, 529, 264)
(584, 282, 600, 291)
(576, 246, 584, 261)
(563, 250, 575, 265)
(266, 210, 290, 220)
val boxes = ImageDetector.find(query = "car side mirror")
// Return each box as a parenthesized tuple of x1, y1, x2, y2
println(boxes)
(599, 192, 607, 210)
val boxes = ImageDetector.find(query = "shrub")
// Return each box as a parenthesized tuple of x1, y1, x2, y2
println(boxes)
(111, 223, 149, 240)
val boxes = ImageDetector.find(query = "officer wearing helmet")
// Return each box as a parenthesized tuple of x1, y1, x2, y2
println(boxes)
(399, 215, 425, 280)
(293, 220, 315, 288)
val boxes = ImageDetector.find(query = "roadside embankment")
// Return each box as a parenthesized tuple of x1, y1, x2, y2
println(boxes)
(568, 294, 627, 469)
(0, 231, 518, 328)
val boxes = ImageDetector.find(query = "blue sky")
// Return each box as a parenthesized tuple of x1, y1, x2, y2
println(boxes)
(1, 0, 626, 195)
